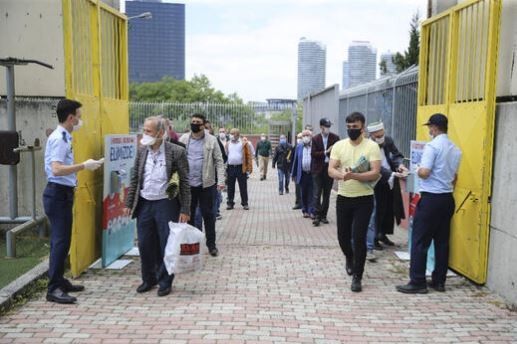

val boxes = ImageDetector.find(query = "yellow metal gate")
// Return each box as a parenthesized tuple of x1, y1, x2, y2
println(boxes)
(62, 0, 129, 276)
(417, 0, 501, 283)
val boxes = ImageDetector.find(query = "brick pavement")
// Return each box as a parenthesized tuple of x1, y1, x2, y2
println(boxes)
(1, 168, 516, 343)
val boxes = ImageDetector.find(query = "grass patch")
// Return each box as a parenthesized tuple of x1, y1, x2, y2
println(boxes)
(0, 277, 47, 316)
(0, 234, 49, 289)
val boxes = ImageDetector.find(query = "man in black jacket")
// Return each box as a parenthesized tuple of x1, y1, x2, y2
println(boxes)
(367, 121, 407, 247)
(311, 118, 340, 226)
(272, 134, 293, 195)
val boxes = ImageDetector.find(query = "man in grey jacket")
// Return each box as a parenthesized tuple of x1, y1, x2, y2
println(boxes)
(124, 116, 191, 297)
(179, 113, 226, 257)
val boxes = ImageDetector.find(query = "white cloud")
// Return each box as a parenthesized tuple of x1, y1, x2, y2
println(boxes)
(186, 1, 427, 101)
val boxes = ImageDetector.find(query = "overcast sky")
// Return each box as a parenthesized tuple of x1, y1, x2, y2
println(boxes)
(125, 0, 428, 102)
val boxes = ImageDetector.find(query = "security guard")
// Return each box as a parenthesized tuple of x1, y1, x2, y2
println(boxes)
(43, 99, 103, 304)
(396, 113, 461, 294)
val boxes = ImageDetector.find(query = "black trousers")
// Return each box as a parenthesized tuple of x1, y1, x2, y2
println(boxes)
(336, 195, 374, 277)
(374, 182, 395, 237)
(227, 164, 248, 206)
(189, 185, 217, 250)
(294, 182, 302, 207)
(43, 182, 75, 293)
(136, 197, 179, 289)
(410, 192, 455, 286)
(312, 164, 334, 220)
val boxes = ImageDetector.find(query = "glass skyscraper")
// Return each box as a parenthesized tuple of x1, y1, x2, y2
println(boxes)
(297, 37, 326, 101)
(344, 41, 377, 88)
(126, 0, 185, 83)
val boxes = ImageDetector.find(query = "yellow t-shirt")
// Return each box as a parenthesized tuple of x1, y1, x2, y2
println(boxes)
(330, 138, 381, 197)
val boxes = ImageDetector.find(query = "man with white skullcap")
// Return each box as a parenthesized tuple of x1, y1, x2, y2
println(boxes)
(366, 121, 408, 250)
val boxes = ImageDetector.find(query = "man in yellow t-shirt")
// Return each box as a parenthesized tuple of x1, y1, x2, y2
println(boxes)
(329, 112, 381, 293)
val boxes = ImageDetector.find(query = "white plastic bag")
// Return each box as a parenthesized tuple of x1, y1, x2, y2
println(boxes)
(163, 221, 206, 274)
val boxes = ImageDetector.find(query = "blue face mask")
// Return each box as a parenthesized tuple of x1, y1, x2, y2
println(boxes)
(279, 138, 287, 144)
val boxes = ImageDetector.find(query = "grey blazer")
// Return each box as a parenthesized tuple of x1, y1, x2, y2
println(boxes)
(125, 141, 191, 217)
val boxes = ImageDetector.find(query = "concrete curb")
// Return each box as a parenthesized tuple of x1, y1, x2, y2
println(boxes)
(0, 258, 48, 311)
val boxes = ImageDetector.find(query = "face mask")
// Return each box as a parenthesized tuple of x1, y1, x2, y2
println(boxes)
(141, 133, 157, 146)
(73, 118, 83, 132)
(374, 136, 385, 145)
(191, 123, 203, 133)
(297, 138, 302, 145)
(429, 131, 434, 140)
(229, 134, 235, 141)
(219, 133, 226, 140)
(347, 128, 362, 141)
(302, 136, 311, 144)
(279, 138, 287, 144)
(261, 136, 266, 141)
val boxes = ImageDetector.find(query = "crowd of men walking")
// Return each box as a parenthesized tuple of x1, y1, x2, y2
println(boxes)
(42, 98, 461, 303)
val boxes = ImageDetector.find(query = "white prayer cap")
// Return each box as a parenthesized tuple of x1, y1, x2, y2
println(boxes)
(367, 121, 384, 133)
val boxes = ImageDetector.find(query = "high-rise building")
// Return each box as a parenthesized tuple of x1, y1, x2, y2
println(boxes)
(297, 37, 326, 100)
(380, 51, 397, 76)
(342, 61, 350, 89)
(346, 41, 377, 88)
(126, 0, 185, 83)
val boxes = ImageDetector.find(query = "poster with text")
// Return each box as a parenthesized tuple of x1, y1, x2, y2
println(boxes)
(102, 135, 137, 267)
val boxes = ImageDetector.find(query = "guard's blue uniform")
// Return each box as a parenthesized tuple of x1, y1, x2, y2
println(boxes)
(43, 126, 76, 293)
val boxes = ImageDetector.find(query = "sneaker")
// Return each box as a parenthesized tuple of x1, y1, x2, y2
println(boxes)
(366, 250, 377, 262)
(243, 205, 249, 210)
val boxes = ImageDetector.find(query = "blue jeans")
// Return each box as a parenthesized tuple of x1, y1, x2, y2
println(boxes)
(277, 169, 290, 193)
(366, 197, 377, 251)
(136, 197, 179, 289)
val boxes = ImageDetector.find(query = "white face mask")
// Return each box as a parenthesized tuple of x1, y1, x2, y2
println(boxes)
(297, 138, 302, 145)
(229, 134, 235, 141)
(302, 136, 311, 144)
(141, 133, 157, 146)
(73, 118, 83, 132)
(219, 133, 226, 140)
(374, 136, 385, 145)
(429, 131, 434, 140)
(261, 136, 266, 141)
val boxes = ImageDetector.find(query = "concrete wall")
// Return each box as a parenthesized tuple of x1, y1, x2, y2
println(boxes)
(303, 85, 340, 137)
(0, 99, 59, 223)
(488, 101, 517, 306)
(0, 0, 65, 97)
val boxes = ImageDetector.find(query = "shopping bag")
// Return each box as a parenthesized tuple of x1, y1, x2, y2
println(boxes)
(163, 221, 206, 274)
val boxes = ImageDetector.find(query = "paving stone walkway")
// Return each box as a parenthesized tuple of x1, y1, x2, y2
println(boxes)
(1, 168, 516, 343)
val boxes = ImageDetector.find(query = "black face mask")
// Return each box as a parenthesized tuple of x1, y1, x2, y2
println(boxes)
(191, 123, 203, 133)
(347, 128, 362, 141)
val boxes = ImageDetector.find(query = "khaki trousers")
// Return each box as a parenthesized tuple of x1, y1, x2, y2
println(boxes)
(258, 155, 269, 178)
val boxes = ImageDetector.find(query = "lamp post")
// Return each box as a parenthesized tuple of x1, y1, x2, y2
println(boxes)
(127, 12, 152, 20)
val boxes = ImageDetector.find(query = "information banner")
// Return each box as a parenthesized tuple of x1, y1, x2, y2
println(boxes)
(102, 135, 137, 267)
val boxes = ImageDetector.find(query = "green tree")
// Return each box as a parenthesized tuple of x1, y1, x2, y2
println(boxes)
(379, 59, 388, 76)
(393, 11, 420, 73)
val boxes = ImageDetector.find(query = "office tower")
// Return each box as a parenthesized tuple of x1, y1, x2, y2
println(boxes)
(380, 51, 397, 76)
(127, 0, 185, 83)
(347, 41, 377, 88)
(342, 61, 350, 89)
(297, 37, 326, 100)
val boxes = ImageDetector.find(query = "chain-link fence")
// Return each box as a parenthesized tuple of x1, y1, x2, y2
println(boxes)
(130, 101, 296, 135)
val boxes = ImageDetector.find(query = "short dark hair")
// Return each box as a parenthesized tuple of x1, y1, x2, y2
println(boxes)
(191, 113, 206, 124)
(56, 99, 82, 123)
(346, 112, 365, 125)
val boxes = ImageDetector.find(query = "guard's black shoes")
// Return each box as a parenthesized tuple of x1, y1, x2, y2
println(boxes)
(351, 275, 362, 292)
(136, 281, 157, 293)
(396, 283, 428, 294)
(292, 205, 302, 210)
(46, 288, 77, 304)
(62, 283, 85, 293)
(320, 218, 329, 224)
(209, 247, 219, 257)
(157, 286, 171, 297)
(428, 280, 446, 292)
(345, 259, 353, 276)
(379, 235, 395, 246)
